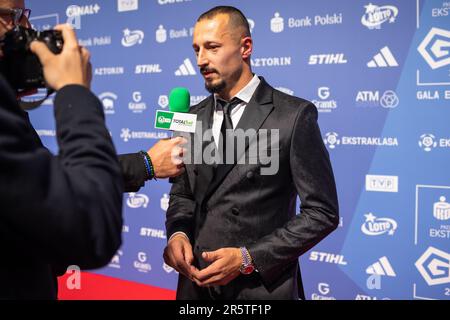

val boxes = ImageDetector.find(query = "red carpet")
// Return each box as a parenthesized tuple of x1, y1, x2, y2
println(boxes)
(58, 272, 176, 300)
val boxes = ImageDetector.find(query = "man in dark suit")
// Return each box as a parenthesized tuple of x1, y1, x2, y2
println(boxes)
(163, 6, 339, 299)
(0, 0, 185, 299)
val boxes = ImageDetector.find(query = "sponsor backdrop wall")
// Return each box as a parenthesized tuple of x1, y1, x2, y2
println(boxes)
(27, 0, 450, 300)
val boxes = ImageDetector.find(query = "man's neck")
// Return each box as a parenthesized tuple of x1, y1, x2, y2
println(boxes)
(218, 70, 254, 101)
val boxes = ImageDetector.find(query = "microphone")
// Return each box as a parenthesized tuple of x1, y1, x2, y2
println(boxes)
(154, 87, 197, 133)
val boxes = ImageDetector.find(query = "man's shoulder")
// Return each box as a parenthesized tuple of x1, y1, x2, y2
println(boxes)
(189, 95, 213, 114)
(271, 87, 315, 116)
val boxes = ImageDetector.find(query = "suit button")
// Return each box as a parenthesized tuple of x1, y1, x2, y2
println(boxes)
(231, 207, 239, 216)
(246, 171, 254, 179)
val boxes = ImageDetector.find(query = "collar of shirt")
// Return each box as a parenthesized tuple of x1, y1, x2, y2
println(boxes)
(213, 74, 261, 111)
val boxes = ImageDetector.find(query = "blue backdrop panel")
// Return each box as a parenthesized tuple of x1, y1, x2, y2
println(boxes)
(26, 0, 450, 300)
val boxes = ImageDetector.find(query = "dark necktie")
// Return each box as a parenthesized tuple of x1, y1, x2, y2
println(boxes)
(217, 97, 241, 164)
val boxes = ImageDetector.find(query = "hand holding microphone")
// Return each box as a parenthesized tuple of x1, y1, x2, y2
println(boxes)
(148, 87, 194, 178)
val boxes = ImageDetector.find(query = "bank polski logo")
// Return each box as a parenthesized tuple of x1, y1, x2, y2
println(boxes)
(122, 28, 144, 47)
(380, 90, 399, 108)
(161, 193, 170, 211)
(109, 250, 123, 269)
(434, 196, 450, 220)
(158, 95, 169, 108)
(361, 213, 397, 236)
(417, 28, 450, 70)
(361, 3, 398, 29)
(126, 192, 149, 208)
(415, 247, 450, 286)
(324, 132, 340, 149)
(271, 12, 284, 33)
(156, 25, 167, 43)
(419, 134, 437, 152)
(318, 87, 330, 99)
(120, 128, 132, 142)
(247, 19, 255, 33)
(98, 92, 117, 115)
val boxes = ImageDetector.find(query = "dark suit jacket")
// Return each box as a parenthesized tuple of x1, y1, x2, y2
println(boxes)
(0, 75, 123, 299)
(166, 77, 339, 300)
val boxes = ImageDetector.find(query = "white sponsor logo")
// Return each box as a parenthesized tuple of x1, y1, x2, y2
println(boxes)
(161, 193, 170, 211)
(126, 192, 149, 208)
(324, 132, 399, 149)
(288, 13, 343, 28)
(366, 257, 396, 277)
(99, 92, 117, 115)
(66, 4, 100, 18)
(175, 58, 197, 76)
(361, 213, 397, 236)
(251, 57, 292, 67)
(270, 12, 284, 33)
(128, 91, 147, 113)
(417, 90, 450, 100)
(366, 175, 398, 193)
(432, 2, 450, 17)
(122, 28, 144, 47)
(78, 36, 111, 47)
(36, 129, 56, 137)
(140, 228, 166, 239)
(120, 128, 170, 142)
(415, 247, 450, 285)
(158, 0, 191, 5)
(361, 3, 398, 29)
(311, 283, 336, 300)
(109, 250, 123, 269)
(275, 87, 294, 96)
(367, 46, 399, 68)
(158, 95, 169, 108)
(135, 64, 162, 74)
(419, 134, 438, 152)
(163, 263, 178, 274)
(118, 0, 138, 12)
(309, 54, 347, 65)
(417, 27, 450, 69)
(309, 251, 348, 265)
(313, 87, 338, 113)
(247, 19, 255, 33)
(190, 95, 208, 105)
(156, 25, 167, 43)
(134, 252, 152, 273)
(94, 67, 124, 76)
(434, 196, 450, 220)
(356, 90, 399, 108)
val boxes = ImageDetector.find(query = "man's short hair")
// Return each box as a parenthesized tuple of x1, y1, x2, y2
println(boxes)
(197, 6, 251, 38)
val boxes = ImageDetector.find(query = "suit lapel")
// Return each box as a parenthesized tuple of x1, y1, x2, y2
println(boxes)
(204, 77, 275, 201)
(189, 96, 216, 203)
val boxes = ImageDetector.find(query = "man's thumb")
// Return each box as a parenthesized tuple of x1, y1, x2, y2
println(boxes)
(202, 251, 218, 262)
(30, 40, 53, 65)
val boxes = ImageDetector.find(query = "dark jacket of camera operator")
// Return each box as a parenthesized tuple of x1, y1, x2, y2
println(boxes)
(0, 74, 123, 299)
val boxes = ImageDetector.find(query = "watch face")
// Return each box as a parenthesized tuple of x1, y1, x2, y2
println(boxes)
(241, 265, 254, 275)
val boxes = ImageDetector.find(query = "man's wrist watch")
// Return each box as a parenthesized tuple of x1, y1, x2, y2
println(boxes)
(239, 247, 255, 275)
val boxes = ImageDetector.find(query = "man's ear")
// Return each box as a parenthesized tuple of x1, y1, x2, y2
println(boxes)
(241, 36, 253, 59)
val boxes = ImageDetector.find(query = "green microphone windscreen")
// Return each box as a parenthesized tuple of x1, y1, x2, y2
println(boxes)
(169, 87, 190, 113)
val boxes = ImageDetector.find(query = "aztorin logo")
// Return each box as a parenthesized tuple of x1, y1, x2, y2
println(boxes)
(122, 29, 144, 47)
(415, 246, 450, 286)
(126, 192, 149, 208)
(418, 134, 437, 152)
(361, 3, 398, 29)
(361, 213, 397, 236)
(417, 27, 450, 69)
